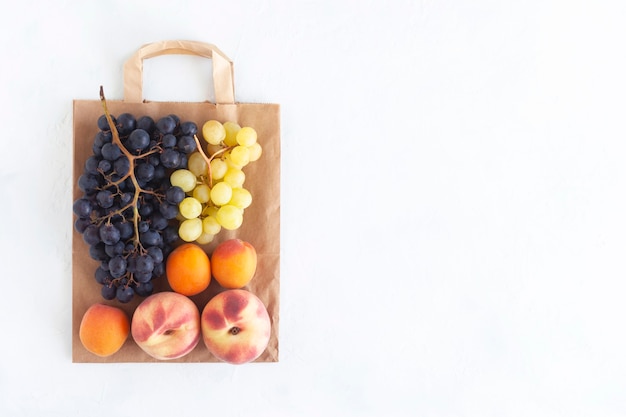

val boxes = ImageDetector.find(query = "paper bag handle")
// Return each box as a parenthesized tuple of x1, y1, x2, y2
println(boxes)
(123, 40, 235, 104)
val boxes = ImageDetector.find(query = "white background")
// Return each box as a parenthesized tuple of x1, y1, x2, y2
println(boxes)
(2, 0, 626, 416)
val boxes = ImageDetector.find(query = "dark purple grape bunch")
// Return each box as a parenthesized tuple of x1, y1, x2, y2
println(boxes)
(73, 113, 198, 303)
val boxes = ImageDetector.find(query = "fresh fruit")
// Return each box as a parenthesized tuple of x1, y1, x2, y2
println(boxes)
(169, 120, 261, 243)
(166, 243, 211, 296)
(236, 126, 257, 146)
(211, 239, 257, 289)
(170, 169, 197, 192)
(201, 289, 271, 364)
(131, 291, 201, 360)
(202, 120, 226, 145)
(72, 90, 200, 303)
(79, 303, 130, 357)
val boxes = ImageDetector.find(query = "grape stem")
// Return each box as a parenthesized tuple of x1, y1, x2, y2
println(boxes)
(99, 86, 153, 254)
(192, 134, 233, 188)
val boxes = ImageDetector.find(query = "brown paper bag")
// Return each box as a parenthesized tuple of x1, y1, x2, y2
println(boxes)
(72, 40, 280, 363)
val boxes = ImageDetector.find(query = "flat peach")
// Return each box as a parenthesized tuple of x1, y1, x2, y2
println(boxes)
(201, 289, 271, 364)
(131, 291, 201, 360)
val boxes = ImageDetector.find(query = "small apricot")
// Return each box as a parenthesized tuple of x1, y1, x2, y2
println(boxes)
(79, 303, 130, 357)
(166, 243, 211, 296)
(211, 239, 257, 289)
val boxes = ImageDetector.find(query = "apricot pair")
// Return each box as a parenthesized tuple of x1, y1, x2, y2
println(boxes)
(166, 239, 257, 296)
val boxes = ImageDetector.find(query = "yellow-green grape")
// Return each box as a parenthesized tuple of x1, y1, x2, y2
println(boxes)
(223, 121, 241, 146)
(229, 187, 252, 209)
(202, 120, 225, 145)
(170, 169, 197, 193)
(236, 126, 257, 146)
(179, 197, 202, 219)
(210, 181, 233, 206)
(187, 152, 208, 177)
(209, 158, 228, 181)
(202, 215, 221, 235)
(247, 142, 263, 162)
(179, 218, 203, 242)
(229, 146, 250, 167)
(195, 232, 215, 245)
(223, 153, 242, 169)
(193, 184, 211, 204)
(223, 168, 245, 188)
(202, 205, 219, 218)
(216, 205, 243, 230)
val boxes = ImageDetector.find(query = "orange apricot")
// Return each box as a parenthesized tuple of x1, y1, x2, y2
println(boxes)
(79, 303, 130, 357)
(211, 239, 257, 289)
(166, 243, 211, 296)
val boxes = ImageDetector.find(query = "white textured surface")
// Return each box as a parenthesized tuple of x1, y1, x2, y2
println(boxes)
(2, 1, 626, 416)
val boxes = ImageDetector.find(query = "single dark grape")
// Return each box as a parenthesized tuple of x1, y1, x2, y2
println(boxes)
(105, 241, 125, 257)
(135, 162, 155, 182)
(135, 254, 154, 274)
(138, 221, 149, 233)
(74, 217, 92, 233)
(179, 121, 198, 136)
(116, 286, 134, 303)
(120, 192, 133, 206)
(153, 262, 165, 278)
(115, 221, 133, 240)
(137, 115, 155, 132)
(165, 186, 185, 204)
(101, 143, 122, 161)
(98, 159, 112, 173)
(84, 156, 100, 175)
(78, 174, 99, 194)
(134, 281, 154, 296)
(99, 223, 121, 245)
(89, 242, 108, 261)
(134, 271, 153, 283)
(108, 255, 127, 278)
(159, 201, 179, 219)
(73, 198, 93, 218)
(95, 267, 112, 285)
(140, 230, 162, 247)
(100, 260, 110, 271)
(147, 247, 164, 264)
(101, 284, 117, 300)
(96, 190, 115, 209)
(147, 154, 160, 166)
(127, 129, 150, 152)
(82, 224, 101, 245)
(161, 134, 177, 148)
(163, 225, 179, 244)
(114, 156, 130, 176)
(94, 130, 112, 147)
(138, 202, 154, 217)
(161, 149, 181, 167)
(177, 135, 196, 153)
(116, 113, 137, 136)
(150, 212, 168, 231)
(156, 116, 176, 134)
(153, 165, 166, 181)
(98, 114, 116, 131)
(167, 114, 180, 125)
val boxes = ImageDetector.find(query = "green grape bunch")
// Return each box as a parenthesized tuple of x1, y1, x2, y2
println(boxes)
(169, 120, 263, 243)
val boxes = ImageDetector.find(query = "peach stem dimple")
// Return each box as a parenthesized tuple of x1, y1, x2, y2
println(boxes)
(229, 327, 241, 335)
